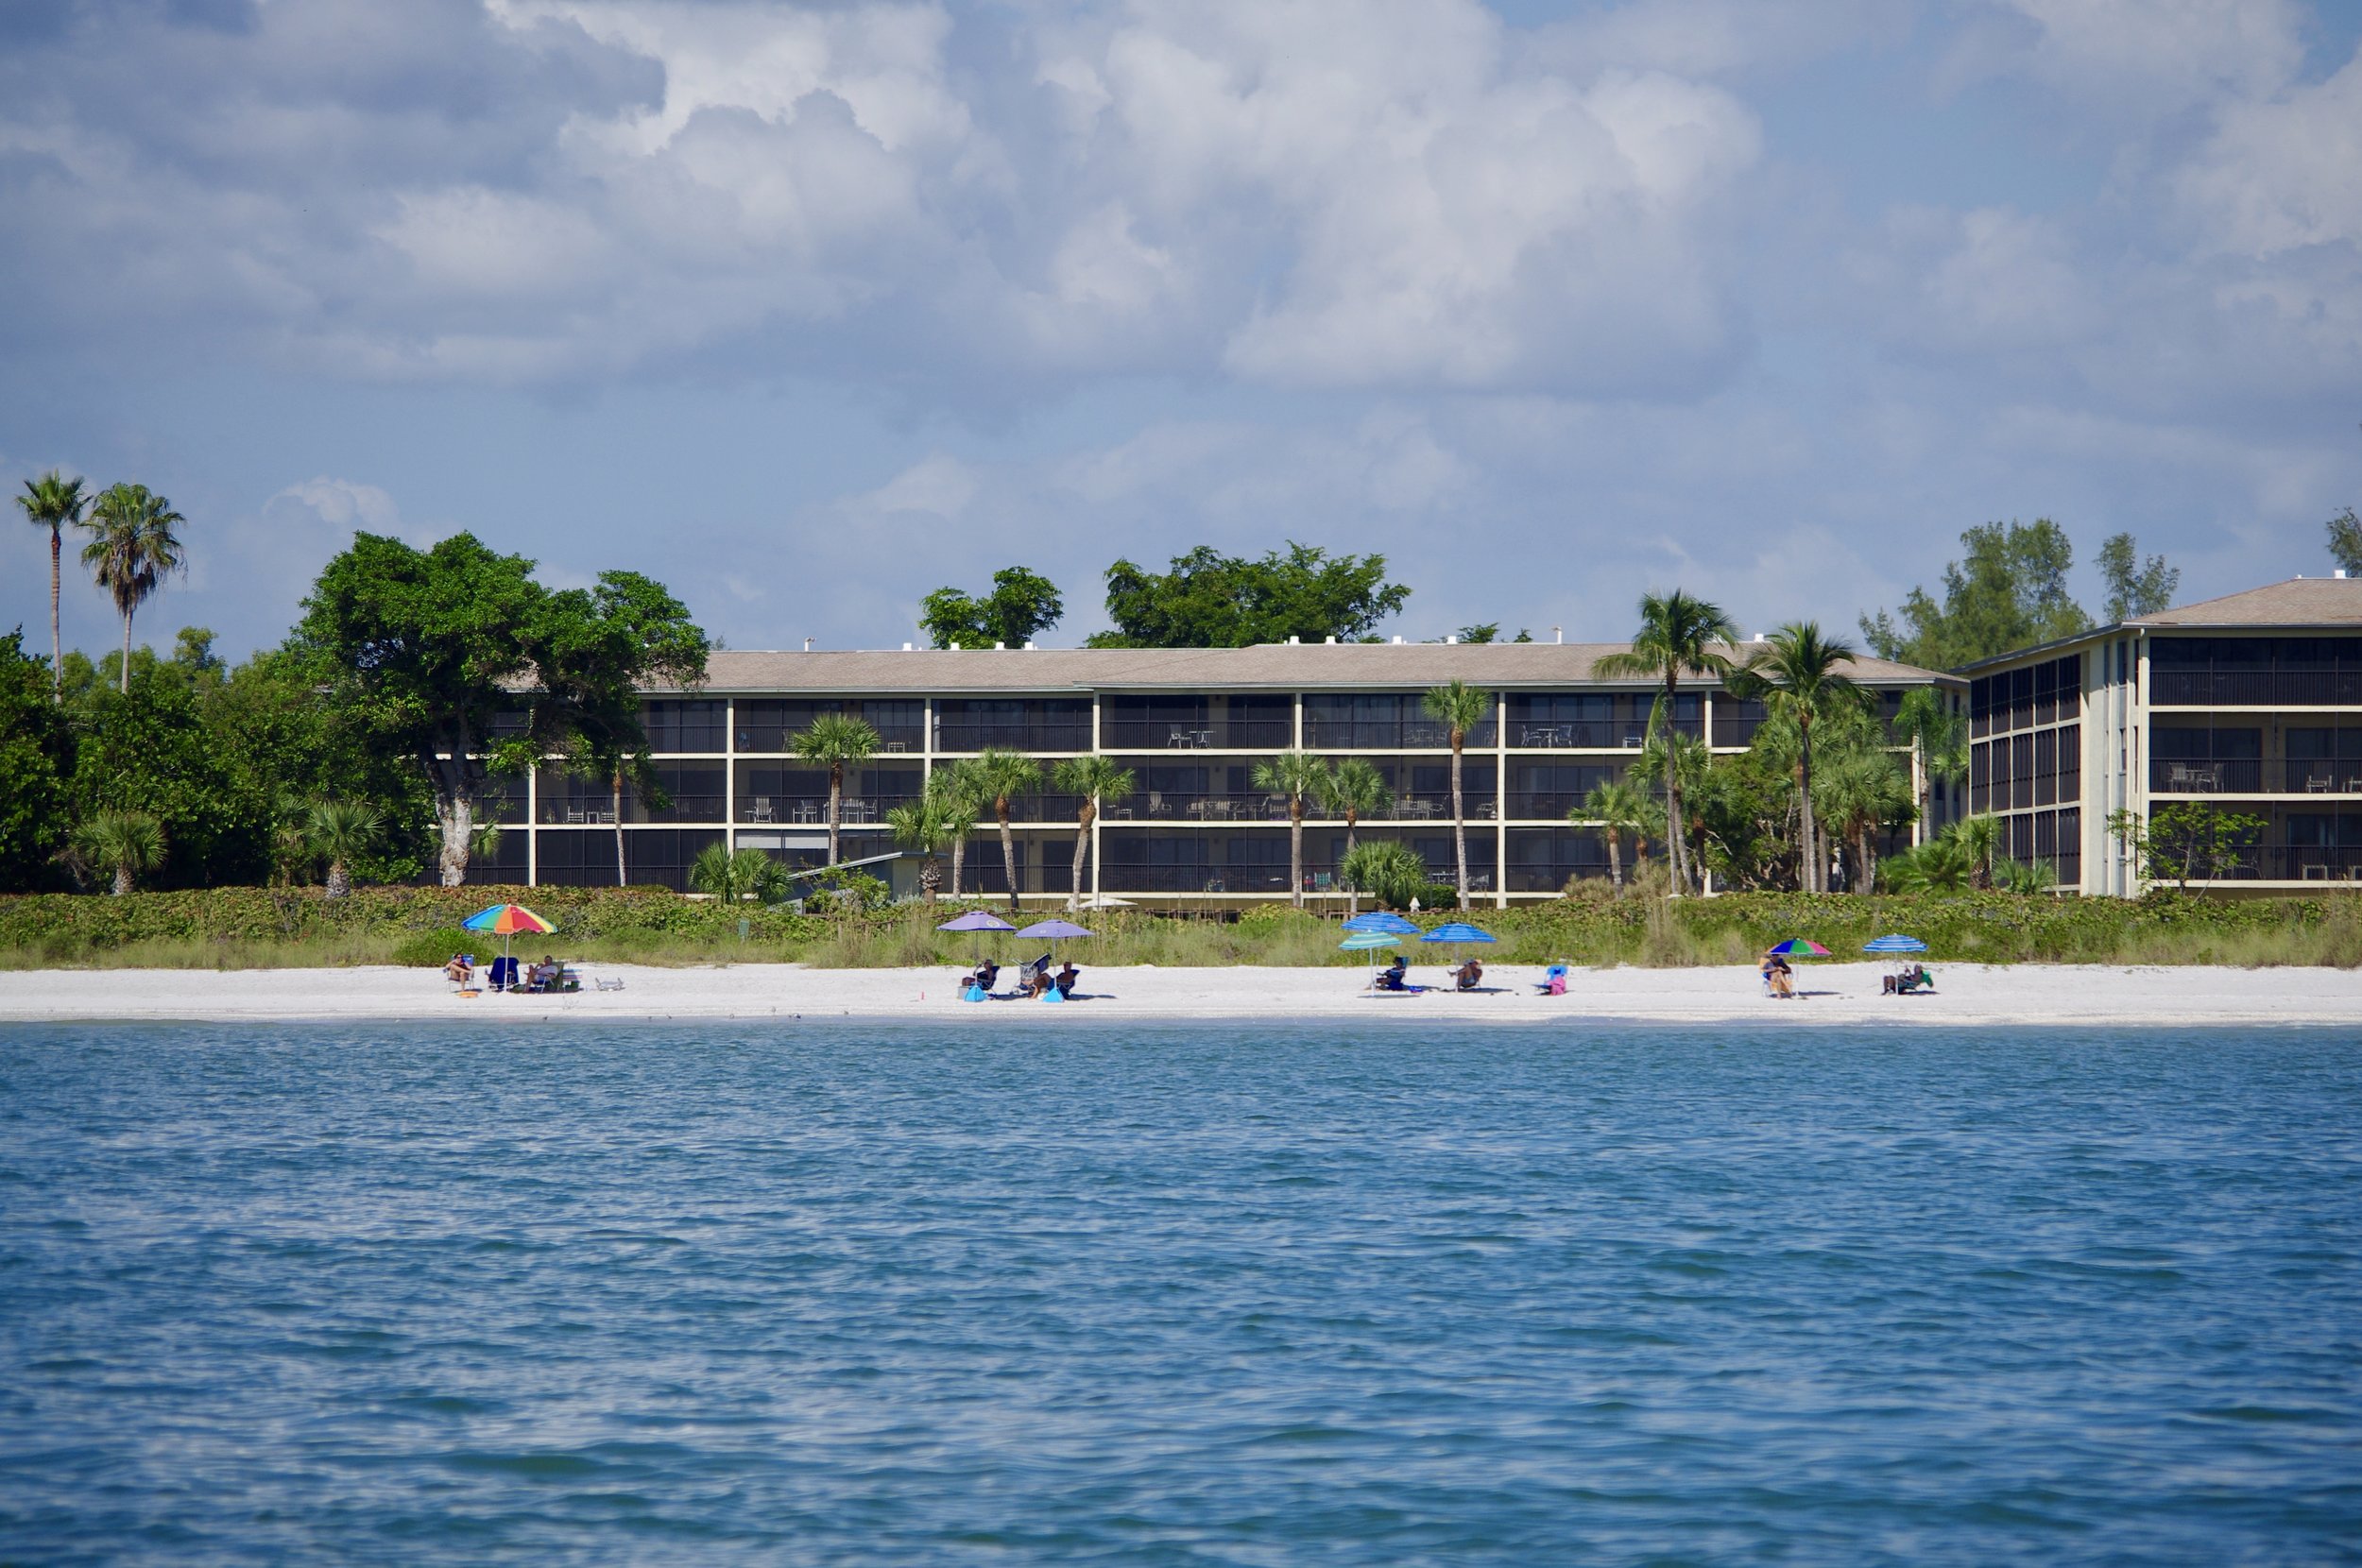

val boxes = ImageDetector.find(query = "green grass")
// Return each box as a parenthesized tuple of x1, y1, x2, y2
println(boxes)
(5, 884, 2360, 970)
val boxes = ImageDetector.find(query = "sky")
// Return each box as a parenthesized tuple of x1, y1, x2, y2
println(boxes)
(4, 0, 2360, 660)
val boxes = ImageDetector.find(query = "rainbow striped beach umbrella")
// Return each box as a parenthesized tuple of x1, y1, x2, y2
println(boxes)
(461, 902, 556, 964)
(1767, 938, 1830, 958)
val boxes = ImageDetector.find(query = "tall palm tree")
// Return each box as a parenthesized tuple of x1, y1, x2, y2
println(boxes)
(936, 757, 991, 898)
(78, 482, 187, 694)
(1813, 746, 1911, 894)
(16, 470, 87, 703)
(77, 810, 165, 896)
(886, 773, 969, 902)
(968, 748, 1042, 909)
(1891, 686, 1968, 842)
(1421, 679, 1493, 911)
(1596, 590, 1737, 896)
(1314, 756, 1393, 860)
(789, 711, 882, 866)
(1578, 777, 1650, 896)
(307, 799, 382, 899)
(1630, 727, 1712, 891)
(690, 843, 789, 903)
(1251, 750, 1328, 908)
(1750, 622, 1860, 893)
(1052, 755, 1136, 912)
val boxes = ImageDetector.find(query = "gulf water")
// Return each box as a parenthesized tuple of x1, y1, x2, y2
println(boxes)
(2, 1020, 2358, 1565)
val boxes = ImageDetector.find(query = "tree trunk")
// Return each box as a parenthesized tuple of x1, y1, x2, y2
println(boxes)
(613, 771, 626, 887)
(919, 857, 942, 901)
(111, 861, 131, 896)
(47, 528, 61, 704)
(1853, 825, 1875, 895)
(1068, 802, 1094, 912)
(436, 794, 475, 888)
(1449, 733, 1468, 911)
(120, 607, 133, 694)
(950, 834, 966, 897)
(826, 763, 843, 865)
(1344, 810, 1359, 861)
(1795, 719, 1817, 893)
(326, 859, 351, 899)
(998, 803, 1018, 910)
(1661, 677, 1684, 896)
(1607, 829, 1623, 895)
(1290, 797, 1305, 908)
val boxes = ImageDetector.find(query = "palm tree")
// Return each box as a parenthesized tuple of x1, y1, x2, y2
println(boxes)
(1942, 812, 2003, 891)
(1629, 727, 1712, 893)
(1340, 839, 1427, 912)
(16, 470, 87, 703)
(1578, 777, 1650, 896)
(936, 758, 991, 898)
(789, 711, 882, 866)
(886, 773, 969, 902)
(1421, 679, 1493, 911)
(1881, 836, 1972, 894)
(690, 844, 789, 903)
(1596, 590, 1738, 896)
(77, 810, 165, 896)
(967, 748, 1042, 909)
(307, 799, 381, 898)
(1891, 687, 1968, 842)
(1751, 622, 1860, 893)
(1812, 747, 1911, 894)
(78, 483, 187, 693)
(1251, 750, 1328, 908)
(1315, 757, 1392, 858)
(1052, 755, 1136, 912)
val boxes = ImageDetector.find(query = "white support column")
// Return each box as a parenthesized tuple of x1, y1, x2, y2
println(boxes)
(1492, 689, 1508, 909)
(1089, 693, 1104, 909)
(724, 695, 737, 854)
(525, 762, 539, 886)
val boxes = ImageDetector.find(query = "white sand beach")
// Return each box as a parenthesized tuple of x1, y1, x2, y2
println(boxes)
(0, 961, 2357, 1027)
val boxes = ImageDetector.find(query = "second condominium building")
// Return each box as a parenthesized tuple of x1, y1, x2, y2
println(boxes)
(464, 640, 1958, 905)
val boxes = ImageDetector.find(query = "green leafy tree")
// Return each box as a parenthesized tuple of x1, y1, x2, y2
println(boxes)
(2328, 507, 2362, 576)
(306, 799, 382, 899)
(1421, 679, 1492, 910)
(1579, 777, 1650, 895)
(1859, 519, 2091, 670)
(78, 483, 188, 694)
(77, 809, 165, 895)
(295, 533, 707, 887)
(789, 712, 882, 868)
(2108, 803, 2267, 891)
(1743, 622, 1861, 893)
(1891, 686, 1967, 833)
(1942, 813, 2004, 892)
(919, 568, 1065, 649)
(66, 655, 238, 885)
(967, 748, 1041, 909)
(1813, 744, 1913, 894)
(17, 471, 89, 703)
(1879, 835, 1972, 894)
(1250, 750, 1328, 909)
(1314, 756, 1393, 860)
(1052, 755, 1135, 912)
(690, 843, 789, 903)
(0, 629, 74, 887)
(2097, 532, 2180, 622)
(1598, 590, 1738, 896)
(937, 757, 991, 898)
(1090, 542, 1410, 648)
(886, 773, 969, 901)
(1339, 839, 1428, 912)
(1629, 726, 1717, 891)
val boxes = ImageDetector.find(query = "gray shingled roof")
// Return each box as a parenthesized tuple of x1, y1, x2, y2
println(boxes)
(657, 641, 1956, 694)
(2132, 576, 2362, 628)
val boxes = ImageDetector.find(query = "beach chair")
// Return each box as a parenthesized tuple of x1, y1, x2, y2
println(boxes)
(488, 956, 519, 992)
(1535, 963, 1566, 996)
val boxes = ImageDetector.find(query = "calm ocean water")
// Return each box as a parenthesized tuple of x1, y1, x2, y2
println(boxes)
(2, 1021, 2358, 1566)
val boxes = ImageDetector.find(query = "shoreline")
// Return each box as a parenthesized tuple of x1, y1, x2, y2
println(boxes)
(2, 962, 2359, 1027)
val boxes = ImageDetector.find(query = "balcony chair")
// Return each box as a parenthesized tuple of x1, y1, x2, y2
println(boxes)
(747, 796, 776, 823)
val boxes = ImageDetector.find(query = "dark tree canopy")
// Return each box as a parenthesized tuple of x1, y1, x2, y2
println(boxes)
(1859, 519, 2091, 671)
(2097, 532, 2181, 622)
(0, 629, 74, 887)
(919, 567, 1064, 649)
(294, 532, 708, 885)
(1089, 542, 1411, 648)
(2328, 507, 2362, 576)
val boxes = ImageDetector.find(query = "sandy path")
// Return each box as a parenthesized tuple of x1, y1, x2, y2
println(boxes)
(0, 961, 2357, 1027)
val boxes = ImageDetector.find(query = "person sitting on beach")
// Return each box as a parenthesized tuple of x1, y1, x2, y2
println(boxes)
(1054, 962, 1080, 997)
(444, 953, 473, 987)
(1453, 958, 1483, 991)
(1761, 950, 1795, 998)
(1377, 955, 1412, 992)
(526, 955, 560, 992)
(966, 960, 1001, 995)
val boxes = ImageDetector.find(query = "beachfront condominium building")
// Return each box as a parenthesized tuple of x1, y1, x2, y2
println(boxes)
(1961, 574, 2362, 895)
(466, 641, 1958, 906)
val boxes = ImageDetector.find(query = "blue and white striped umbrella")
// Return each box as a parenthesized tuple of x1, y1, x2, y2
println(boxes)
(1420, 922, 1497, 945)
(1862, 933, 1928, 954)
(1343, 912, 1419, 935)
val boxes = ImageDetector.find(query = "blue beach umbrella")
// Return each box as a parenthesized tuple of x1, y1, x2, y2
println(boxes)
(1340, 929, 1402, 990)
(1015, 920, 1094, 996)
(1862, 933, 1928, 954)
(1419, 922, 1498, 945)
(1344, 911, 1419, 935)
(937, 908, 1018, 966)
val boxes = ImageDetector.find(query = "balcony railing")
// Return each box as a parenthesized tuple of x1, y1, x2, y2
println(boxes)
(1101, 720, 1295, 751)
(735, 793, 924, 826)
(2149, 760, 2362, 794)
(933, 724, 1091, 754)
(1304, 720, 1499, 749)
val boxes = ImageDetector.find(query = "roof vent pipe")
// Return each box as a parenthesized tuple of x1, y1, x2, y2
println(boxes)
(1445, 635, 1458, 644)
(1391, 635, 1405, 645)
(803, 638, 813, 653)
(995, 640, 1005, 650)
(1552, 626, 1561, 644)
(901, 641, 913, 652)
(950, 641, 961, 651)
(1023, 640, 1036, 650)
(1325, 636, 1336, 645)
(1287, 635, 1299, 645)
